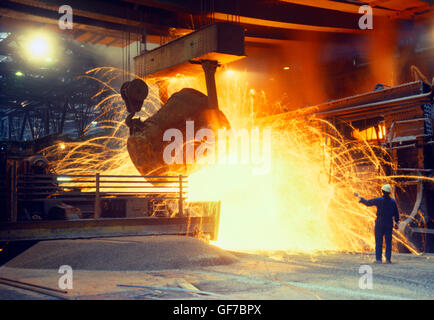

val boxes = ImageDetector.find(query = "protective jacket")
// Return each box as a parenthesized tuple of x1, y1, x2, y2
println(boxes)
(359, 196, 399, 226)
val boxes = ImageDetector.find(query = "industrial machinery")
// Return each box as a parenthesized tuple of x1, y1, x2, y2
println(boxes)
(0, 154, 220, 241)
(122, 80, 230, 177)
(303, 81, 434, 252)
(123, 23, 244, 178)
(0, 23, 246, 243)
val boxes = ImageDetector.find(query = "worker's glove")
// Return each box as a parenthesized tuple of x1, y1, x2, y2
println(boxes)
(394, 223, 399, 230)
(354, 192, 360, 198)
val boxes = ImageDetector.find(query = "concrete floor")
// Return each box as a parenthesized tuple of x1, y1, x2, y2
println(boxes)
(0, 236, 433, 300)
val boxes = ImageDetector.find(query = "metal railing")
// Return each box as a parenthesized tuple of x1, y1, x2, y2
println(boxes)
(10, 171, 188, 222)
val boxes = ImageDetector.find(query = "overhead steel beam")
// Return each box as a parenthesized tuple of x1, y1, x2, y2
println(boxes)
(126, 0, 369, 32)
(0, 6, 140, 45)
(0, 1, 167, 46)
(280, 0, 397, 16)
(1, 0, 430, 48)
(124, 0, 200, 13)
(3, 0, 378, 40)
(9, 0, 178, 34)
(134, 23, 245, 78)
(364, 0, 430, 11)
(211, 12, 362, 34)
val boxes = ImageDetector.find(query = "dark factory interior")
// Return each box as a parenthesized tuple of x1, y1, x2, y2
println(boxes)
(0, 0, 433, 302)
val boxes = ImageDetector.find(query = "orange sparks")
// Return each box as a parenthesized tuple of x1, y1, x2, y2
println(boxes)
(43, 67, 418, 254)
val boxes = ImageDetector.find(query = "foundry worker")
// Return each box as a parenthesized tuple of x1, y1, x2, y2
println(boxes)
(355, 184, 399, 264)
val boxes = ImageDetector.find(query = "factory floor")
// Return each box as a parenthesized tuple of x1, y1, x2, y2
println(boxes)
(0, 236, 433, 300)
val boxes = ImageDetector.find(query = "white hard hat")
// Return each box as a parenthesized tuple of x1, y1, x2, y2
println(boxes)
(381, 184, 391, 193)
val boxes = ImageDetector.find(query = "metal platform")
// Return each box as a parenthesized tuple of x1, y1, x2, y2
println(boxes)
(1, 167, 221, 242)
(0, 216, 218, 242)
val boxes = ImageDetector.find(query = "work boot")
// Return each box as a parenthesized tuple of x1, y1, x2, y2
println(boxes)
(386, 260, 392, 264)
(373, 260, 382, 264)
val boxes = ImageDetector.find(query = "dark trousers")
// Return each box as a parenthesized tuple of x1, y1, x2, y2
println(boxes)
(375, 223, 393, 261)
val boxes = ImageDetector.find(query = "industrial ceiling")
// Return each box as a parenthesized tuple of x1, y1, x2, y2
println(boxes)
(0, 0, 432, 47)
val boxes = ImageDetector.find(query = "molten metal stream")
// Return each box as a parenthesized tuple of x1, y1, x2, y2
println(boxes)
(43, 67, 419, 254)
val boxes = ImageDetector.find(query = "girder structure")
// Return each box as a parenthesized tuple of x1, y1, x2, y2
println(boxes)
(0, 0, 431, 48)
